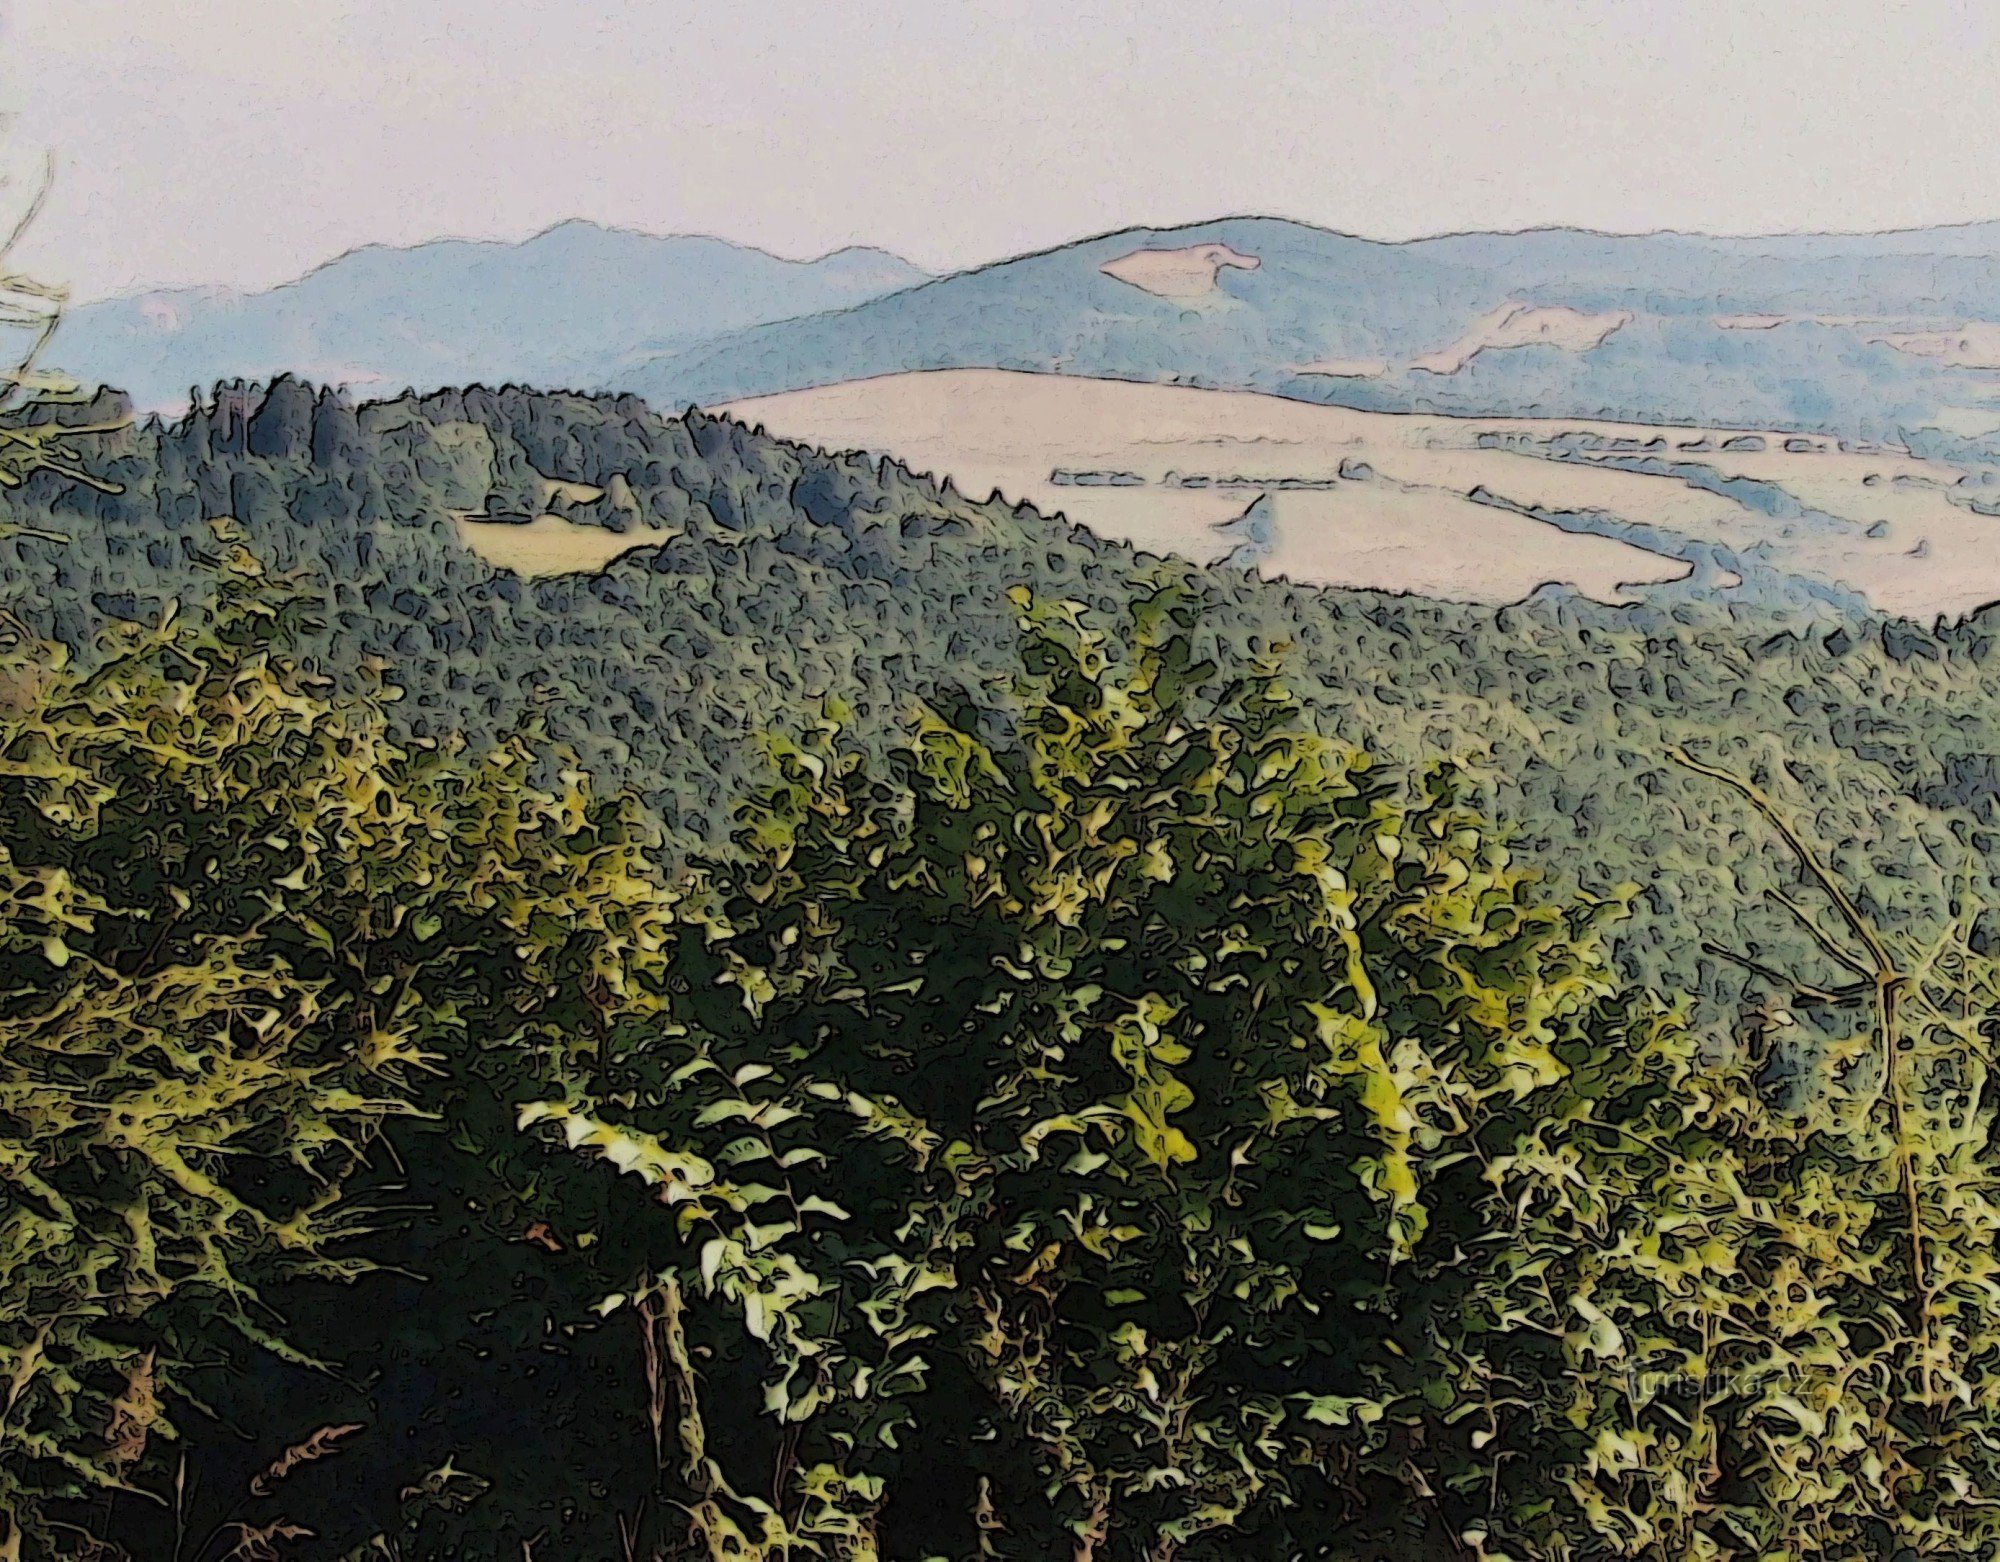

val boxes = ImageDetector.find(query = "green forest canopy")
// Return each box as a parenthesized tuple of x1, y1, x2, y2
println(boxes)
(3, 378, 1995, 1010)
(5, 380, 2000, 1557)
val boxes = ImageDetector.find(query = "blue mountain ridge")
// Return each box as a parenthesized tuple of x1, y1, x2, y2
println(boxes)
(58, 214, 2000, 443)
(624, 216, 2000, 441)
(59, 220, 927, 412)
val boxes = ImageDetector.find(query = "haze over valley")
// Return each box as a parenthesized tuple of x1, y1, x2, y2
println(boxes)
(26, 5, 2000, 1557)
(78, 212, 2000, 616)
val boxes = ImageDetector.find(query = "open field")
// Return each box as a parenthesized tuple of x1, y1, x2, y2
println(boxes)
(455, 513, 651, 575)
(453, 475, 659, 576)
(723, 368, 2000, 614)
(723, 370, 1690, 603)
(1099, 242, 1260, 298)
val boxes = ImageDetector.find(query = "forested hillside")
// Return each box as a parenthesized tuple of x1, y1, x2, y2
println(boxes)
(10, 381, 2000, 1557)
(5, 379, 1996, 1003)
(627, 217, 2000, 440)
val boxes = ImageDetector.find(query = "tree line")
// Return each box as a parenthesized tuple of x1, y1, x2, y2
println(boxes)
(3, 377, 2000, 1554)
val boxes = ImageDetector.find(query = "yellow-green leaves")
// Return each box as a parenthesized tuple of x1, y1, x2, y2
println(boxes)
(0, 551, 674, 1550)
(531, 577, 1657, 1561)
(1308, 1001, 1428, 1254)
(516, 1102, 717, 1204)
(1110, 995, 1198, 1170)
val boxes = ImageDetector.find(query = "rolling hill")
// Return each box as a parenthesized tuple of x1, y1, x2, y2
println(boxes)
(63, 215, 2000, 451)
(62, 216, 2000, 447)
(57, 221, 926, 412)
(629, 216, 2000, 441)
(725, 368, 2000, 617)
(7, 377, 2000, 1552)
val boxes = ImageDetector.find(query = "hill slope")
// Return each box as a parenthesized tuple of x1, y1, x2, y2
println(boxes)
(59, 222, 926, 411)
(628, 216, 2000, 439)
(2, 380, 1996, 1016)
(11, 383, 2000, 1556)
(725, 368, 2000, 618)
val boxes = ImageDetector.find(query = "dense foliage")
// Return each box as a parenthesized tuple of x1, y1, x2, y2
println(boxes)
(509, 581, 1650, 1558)
(503, 585, 2000, 1560)
(0, 378, 1995, 1015)
(0, 540, 669, 1558)
(7, 381, 2000, 1555)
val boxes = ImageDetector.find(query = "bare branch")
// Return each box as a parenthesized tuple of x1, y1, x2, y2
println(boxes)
(0, 153, 53, 272)
(1669, 743, 1897, 980)
(1698, 940, 1869, 1006)
(1766, 885, 1875, 980)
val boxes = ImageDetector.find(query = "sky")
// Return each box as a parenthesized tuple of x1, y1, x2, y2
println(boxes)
(3, 0, 1998, 301)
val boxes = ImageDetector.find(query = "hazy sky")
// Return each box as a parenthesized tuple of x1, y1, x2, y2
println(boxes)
(4, 0, 1997, 300)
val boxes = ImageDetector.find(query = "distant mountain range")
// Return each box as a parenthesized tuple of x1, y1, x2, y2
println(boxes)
(627, 217, 2000, 443)
(57, 214, 2000, 442)
(57, 221, 926, 412)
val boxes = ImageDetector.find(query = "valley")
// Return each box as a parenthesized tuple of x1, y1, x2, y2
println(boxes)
(27, 4, 2000, 1554)
(724, 367, 2000, 614)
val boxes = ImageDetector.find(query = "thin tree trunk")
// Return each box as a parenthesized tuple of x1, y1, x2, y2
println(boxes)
(654, 1272, 711, 1491)
(1074, 1485, 1111, 1562)
(1879, 972, 1935, 1390)
(637, 1289, 668, 1474)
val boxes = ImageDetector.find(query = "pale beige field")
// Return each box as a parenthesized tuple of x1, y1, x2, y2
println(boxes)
(457, 514, 651, 576)
(454, 473, 660, 577)
(1410, 302, 1632, 375)
(722, 369, 2000, 614)
(1099, 243, 1261, 299)
(721, 370, 1697, 602)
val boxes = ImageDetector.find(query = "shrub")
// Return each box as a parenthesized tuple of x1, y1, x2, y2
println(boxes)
(0, 535, 670, 1557)
(521, 582, 1651, 1559)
